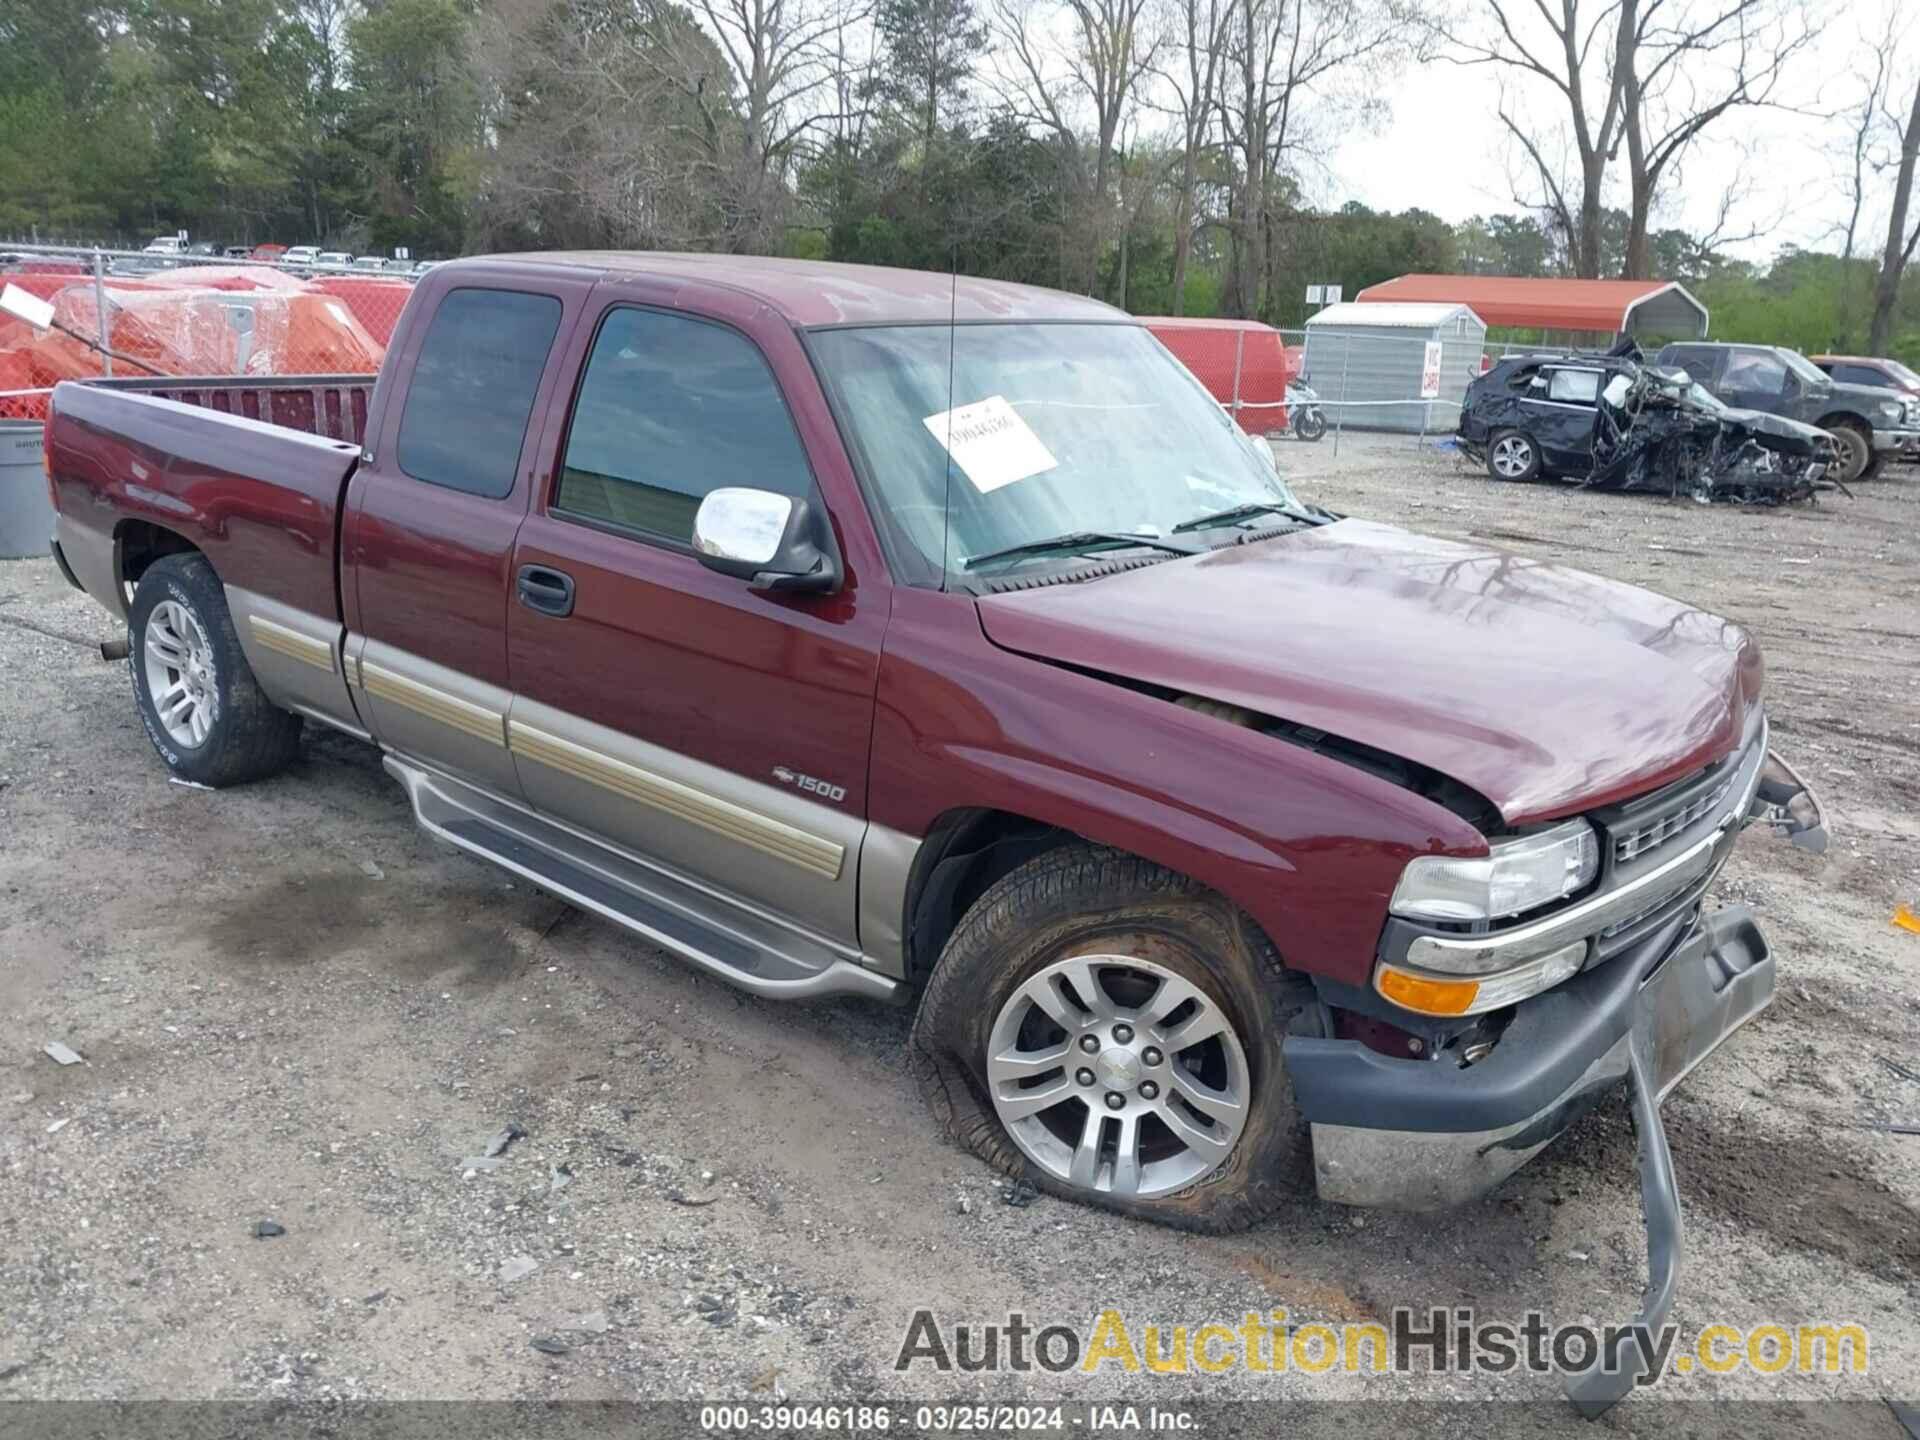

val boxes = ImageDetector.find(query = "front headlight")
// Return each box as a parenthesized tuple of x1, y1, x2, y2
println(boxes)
(1878, 400, 1905, 423)
(1389, 819, 1599, 930)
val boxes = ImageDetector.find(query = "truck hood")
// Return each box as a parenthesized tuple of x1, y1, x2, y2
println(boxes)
(1818, 377, 1902, 411)
(1719, 406, 1829, 452)
(975, 519, 1761, 825)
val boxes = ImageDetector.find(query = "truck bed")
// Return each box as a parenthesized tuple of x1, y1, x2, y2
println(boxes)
(88, 373, 377, 445)
(47, 375, 370, 623)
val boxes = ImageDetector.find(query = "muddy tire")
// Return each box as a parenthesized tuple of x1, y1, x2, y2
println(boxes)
(1828, 422, 1875, 484)
(128, 554, 302, 787)
(1486, 429, 1541, 482)
(909, 843, 1314, 1233)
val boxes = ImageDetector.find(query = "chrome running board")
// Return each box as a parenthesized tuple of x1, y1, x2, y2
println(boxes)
(383, 754, 899, 1003)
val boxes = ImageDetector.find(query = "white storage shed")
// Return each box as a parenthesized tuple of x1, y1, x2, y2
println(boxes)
(1302, 301, 1487, 433)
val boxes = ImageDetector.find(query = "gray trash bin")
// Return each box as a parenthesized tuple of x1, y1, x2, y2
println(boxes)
(1, 422, 53, 560)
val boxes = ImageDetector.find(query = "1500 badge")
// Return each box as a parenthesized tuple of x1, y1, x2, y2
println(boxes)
(772, 766, 848, 803)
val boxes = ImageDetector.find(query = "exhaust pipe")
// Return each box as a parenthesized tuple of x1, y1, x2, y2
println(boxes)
(100, 635, 129, 661)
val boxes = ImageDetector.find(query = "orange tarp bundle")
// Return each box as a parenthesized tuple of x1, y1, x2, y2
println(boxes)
(0, 267, 385, 420)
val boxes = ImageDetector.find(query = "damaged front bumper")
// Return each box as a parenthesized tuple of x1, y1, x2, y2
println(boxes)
(1281, 746, 1826, 1414)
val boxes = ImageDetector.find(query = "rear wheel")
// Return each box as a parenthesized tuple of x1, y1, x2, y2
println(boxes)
(910, 844, 1313, 1232)
(129, 554, 302, 786)
(1487, 429, 1541, 481)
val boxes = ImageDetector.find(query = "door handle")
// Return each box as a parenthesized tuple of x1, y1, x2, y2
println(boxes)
(516, 564, 575, 618)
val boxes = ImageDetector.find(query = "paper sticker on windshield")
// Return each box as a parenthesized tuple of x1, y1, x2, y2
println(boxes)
(923, 395, 1057, 493)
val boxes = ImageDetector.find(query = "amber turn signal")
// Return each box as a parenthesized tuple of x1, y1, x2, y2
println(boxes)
(1375, 966, 1480, 1016)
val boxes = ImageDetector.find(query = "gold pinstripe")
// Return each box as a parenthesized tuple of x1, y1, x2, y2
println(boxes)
(359, 661, 507, 747)
(248, 616, 335, 673)
(507, 720, 845, 881)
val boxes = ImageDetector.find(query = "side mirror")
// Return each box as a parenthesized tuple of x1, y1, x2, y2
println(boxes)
(692, 487, 841, 595)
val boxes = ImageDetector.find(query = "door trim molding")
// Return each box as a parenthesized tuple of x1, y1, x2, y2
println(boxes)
(360, 661, 508, 746)
(506, 719, 845, 881)
(248, 615, 336, 673)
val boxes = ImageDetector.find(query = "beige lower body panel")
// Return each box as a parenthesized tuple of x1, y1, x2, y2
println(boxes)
(226, 587, 368, 739)
(385, 752, 898, 1002)
(506, 696, 864, 952)
(348, 635, 522, 798)
(856, 823, 920, 979)
(55, 511, 123, 621)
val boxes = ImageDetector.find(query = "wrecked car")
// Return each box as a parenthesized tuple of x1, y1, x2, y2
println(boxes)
(1658, 341, 1919, 483)
(39, 253, 1829, 1414)
(1459, 349, 1841, 503)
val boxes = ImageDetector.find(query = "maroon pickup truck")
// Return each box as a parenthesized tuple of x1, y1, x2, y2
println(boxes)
(43, 252, 1825, 1409)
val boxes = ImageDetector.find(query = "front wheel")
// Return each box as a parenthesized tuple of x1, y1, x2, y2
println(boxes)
(1294, 408, 1327, 442)
(910, 844, 1313, 1232)
(129, 553, 302, 786)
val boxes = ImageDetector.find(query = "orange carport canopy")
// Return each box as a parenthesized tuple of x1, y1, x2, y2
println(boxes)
(1354, 274, 1708, 337)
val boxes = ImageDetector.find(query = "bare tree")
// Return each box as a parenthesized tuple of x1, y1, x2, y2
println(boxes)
(1216, 0, 1398, 316)
(1835, 21, 1895, 267)
(1434, 0, 1810, 280)
(1428, 0, 1629, 278)
(1871, 68, 1920, 355)
(990, 0, 1160, 292)
(1152, 0, 1230, 313)
(1617, 0, 1812, 278)
(648, 0, 874, 248)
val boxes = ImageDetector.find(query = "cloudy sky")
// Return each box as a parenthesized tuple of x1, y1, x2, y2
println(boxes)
(1325, 0, 1910, 262)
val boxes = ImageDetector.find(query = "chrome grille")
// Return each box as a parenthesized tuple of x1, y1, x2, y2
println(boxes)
(1613, 770, 1735, 864)
(1600, 875, 1699, 939)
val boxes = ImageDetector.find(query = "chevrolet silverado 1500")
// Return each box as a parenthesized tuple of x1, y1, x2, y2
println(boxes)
(43, 253, 1826, 1411)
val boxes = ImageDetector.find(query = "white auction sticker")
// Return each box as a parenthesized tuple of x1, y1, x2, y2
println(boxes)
(922, 395, 1058, 493)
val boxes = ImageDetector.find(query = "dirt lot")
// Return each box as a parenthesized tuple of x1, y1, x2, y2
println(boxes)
(1, 432, 1915, 1430)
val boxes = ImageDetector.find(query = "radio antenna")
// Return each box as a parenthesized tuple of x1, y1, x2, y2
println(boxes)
(939, 241, 957, 589)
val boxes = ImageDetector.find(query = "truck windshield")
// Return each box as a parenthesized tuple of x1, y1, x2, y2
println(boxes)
(809, 322, 1299, 583)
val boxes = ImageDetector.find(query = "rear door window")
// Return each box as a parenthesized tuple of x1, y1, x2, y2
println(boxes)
(1547, 369, 1602, 404)
(553, 307, 814, 546)
(1660, 346, 1721, 385)
(395, 288, 564, 498)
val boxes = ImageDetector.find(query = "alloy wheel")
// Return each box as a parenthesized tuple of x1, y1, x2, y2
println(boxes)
(1491, 435, 1534, 478)
(986, 953, 1251, 1199)
(143, 600, 216, 747)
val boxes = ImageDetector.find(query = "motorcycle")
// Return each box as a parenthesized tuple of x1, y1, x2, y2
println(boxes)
(1286, 377, 1327, 442)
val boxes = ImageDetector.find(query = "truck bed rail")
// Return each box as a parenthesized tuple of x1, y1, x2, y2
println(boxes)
(86, 373, 377, 446)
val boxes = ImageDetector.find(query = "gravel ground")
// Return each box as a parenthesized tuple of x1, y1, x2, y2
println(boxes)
(1, 433, 1915, 1432)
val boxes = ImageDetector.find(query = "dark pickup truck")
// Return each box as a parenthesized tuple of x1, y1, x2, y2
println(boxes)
(44, 252, 1826, 1410)
(1655, 340, 1920, 483)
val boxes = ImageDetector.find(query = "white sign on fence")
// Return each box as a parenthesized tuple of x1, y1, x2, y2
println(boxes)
(0, 283, 56, 332)
(1305, 284, 1323, 304)
(1420, 340, 1444, 399)
(1324, 284, 1343, 304)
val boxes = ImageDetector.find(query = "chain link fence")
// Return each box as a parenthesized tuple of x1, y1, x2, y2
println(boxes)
(0, 243, 415, 422)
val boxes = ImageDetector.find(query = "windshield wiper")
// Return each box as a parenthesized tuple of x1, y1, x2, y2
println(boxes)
(1170, 501, 1312, 535)
(962, 530, 1197, 571)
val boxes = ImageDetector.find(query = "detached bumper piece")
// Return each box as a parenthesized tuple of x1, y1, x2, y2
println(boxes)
(1746, 748, 1828, 854)
(1285, 906, 1775, 1417)
(1566, 906, 1772, 1414)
